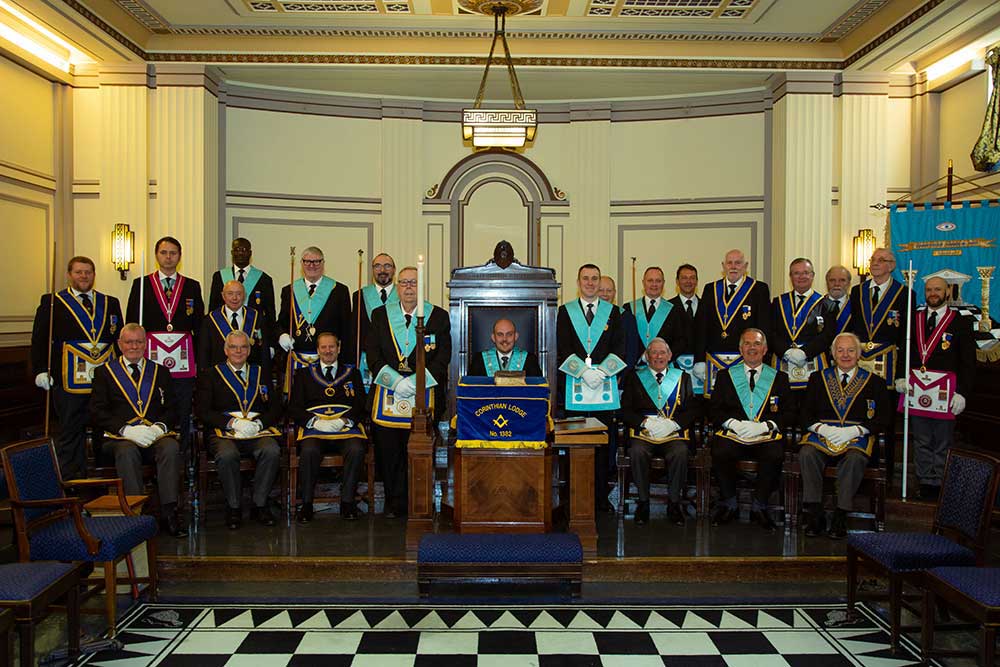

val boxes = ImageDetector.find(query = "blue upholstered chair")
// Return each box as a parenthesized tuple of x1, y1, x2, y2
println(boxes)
(0, 438, 159, 638)
(846, 447, 1000, 652)
(0, 561, 87, 667)
(920, 566, 1000, 666)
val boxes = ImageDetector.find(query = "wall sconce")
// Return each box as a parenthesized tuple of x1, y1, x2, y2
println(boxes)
(852, 228, 877, 278)
(111, 223, 134, 280)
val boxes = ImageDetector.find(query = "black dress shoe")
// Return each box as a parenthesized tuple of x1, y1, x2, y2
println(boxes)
(296, 503, 314, 524)
(634, 501, 650, 526)
(751, 509, 777, 533)
(162, 512, 189, 538)
(804, 511, 826, 537)
(250, 505, 276, 527)
(667, 502, 686, 527)
(712, 505, 736, 527)
(340, 503, 359, 520)
(384, 508, 397, 519)
(828, 508, 848, 539)
(225, 506, 241, 530)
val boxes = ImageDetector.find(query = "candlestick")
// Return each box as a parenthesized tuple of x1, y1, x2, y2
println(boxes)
(416, 255, 425, 318)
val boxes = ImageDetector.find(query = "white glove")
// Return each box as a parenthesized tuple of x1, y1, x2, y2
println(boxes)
(149, 423, 166, 439)
(34, 372, 52, 391)
(232, 418, 259, 438)
(743, 421, 771, 439)
(278, 333, 295, 352)
(582, 368, 605, 390)
(122, 424, 155, 446)
(784, 348, 808, 367)
(826, 426, 856, 447)
(661, 418, 680, 436)
(951, 393, 966, 416)
(313, 418, 345, 433)
(692, 362, 707, 382)
(894, 378, 910, 393)
(394, 376, 416, 399)
(644, 417, 669, 440)
(815, 424, 838, 442)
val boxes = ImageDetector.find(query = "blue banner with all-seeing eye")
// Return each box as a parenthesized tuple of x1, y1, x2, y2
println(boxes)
(455, 376, 550, 449)
(889, 201, 1000, 319)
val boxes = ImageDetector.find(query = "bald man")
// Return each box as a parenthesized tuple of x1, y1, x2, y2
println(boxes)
(199, 279, 273, 380)
(693, 249, 772, 396)
(899, 276, 976, 500)
(467, 318, 542, 377)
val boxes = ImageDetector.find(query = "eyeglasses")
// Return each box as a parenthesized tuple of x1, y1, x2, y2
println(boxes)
(373, 263, 395, 270)
(398, 279, 418, 287)
(301, 259, 324, 266)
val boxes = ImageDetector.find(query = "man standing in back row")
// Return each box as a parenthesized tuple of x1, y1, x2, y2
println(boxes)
(208, 237, 276, 325)
(352, 253, 399, 386)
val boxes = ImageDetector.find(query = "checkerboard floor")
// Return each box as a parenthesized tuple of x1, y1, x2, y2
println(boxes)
(72, 601, 937, 666)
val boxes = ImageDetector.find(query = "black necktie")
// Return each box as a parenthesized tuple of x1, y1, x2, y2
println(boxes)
(748, 369, 757, 392)
(830, 299, 841, 317)
(236, 368, 244, 383)
(324, 365, 334, 381)
(501, 355, 509, 368)
(585, 303, 594, 325)
(380, 288, 387, 304)
(872, 285, 880, 306)
(655, 371, 663, 384)
(308, 283, 316, 297)
(405, 313, 412, 327)
(80, 293, 93, 315)
(646, 299, 656, 320)
(129, 363, 141, 383)
(726, 283, 736, 299)
(230, 312, 239, 329)
(238, 268, 245, 283)
(796, 294, 805, 309)
(164, 276, 173, 298)
(926, 310, 938, 334)
(841, 372, 849, 389)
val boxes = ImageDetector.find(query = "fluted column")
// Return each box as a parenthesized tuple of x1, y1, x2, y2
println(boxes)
(768, 73, 835, 282)
(838, 73, 890, 267)
(381, 111, 428, 294)
(148, 65, 221, 286)
(566, 108, 611, 291)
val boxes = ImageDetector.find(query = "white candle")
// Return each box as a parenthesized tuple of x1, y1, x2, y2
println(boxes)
(416, 255, 425, 318)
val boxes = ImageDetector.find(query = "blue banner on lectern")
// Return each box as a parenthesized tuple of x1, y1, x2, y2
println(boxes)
(455, 377, 551, 449)
(890, 202, 1000, 351)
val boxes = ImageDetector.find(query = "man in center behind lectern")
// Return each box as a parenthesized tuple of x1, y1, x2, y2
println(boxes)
(709, 328, 791, 532)
(621, 337, 696, 527)
(467, 318, 542, 377)
(557, 264, 627, 512)
(798, 332, 889, 539)
(367, 266, 451, 518)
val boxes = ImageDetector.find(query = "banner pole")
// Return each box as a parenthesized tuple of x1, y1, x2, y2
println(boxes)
(901, 259, 915, 501)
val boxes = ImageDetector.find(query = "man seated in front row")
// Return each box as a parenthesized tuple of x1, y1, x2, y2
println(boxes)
(197, 330, 282, 530)
(709, 328, 791, 532)
(621, 338, 697, 527)
(799, 332, 889, 539)
(289, 332, 367, 523)
(467, 318, 542, 377)
(90, 323, 186, 537)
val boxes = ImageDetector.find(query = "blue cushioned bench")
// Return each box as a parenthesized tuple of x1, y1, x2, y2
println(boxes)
(417, 533, 582, 598)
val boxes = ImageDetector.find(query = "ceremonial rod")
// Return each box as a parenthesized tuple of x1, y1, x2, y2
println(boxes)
(43, 242, 57, 439)
(901, 259, 915, 501)
(356, 249, 364, 367)
(630, 256, 637, 306)
(287, 246, 296, 400)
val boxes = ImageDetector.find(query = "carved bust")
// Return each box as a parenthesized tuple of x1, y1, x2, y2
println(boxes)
(492, 240, 516, 269)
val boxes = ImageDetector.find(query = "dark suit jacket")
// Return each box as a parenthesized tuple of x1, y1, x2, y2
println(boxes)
(768, 292, 835, 362)
(349, 287, 397, 367)
(196, 363, 282, 430)
(31, 292, 123, 381)
(620, 370, 696, 433)
(819, 295, 852, 335)
(289, 363, 367, 427)
(467, 349, 543, 377)
(799, 367, 890, 435)
(366, 304, 451, 420)
(556, 300, 627, 411)
(208, 268, 276, 325)
(709, 364, 792, 433)
(277, 280, 353, 354)
(622, 299, 687, 364)
(197, 307, 274, 380)
(907, 308, 977, 395)
(694, 278, 771, 358)
(848, 279, 916, 379)
(126, 273, 205, 338)
(667, 294, 698, 357)
(90, 359, 177, 434)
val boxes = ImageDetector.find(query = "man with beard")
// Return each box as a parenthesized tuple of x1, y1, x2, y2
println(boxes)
(898, 276, 976, 500)
(352, 253, 398, 385)
(208, 237, 276, 325)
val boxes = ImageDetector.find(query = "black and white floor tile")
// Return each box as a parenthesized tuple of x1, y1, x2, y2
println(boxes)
(70, 601, 938, 666)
